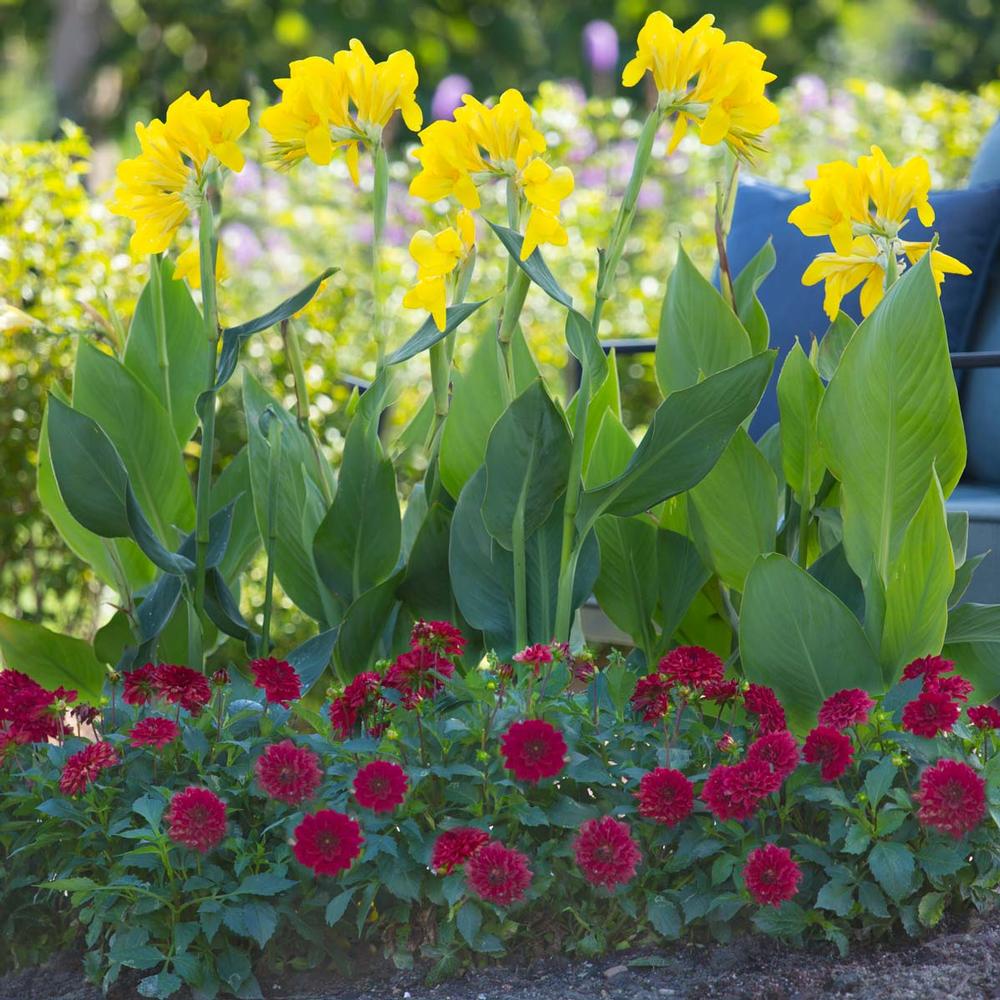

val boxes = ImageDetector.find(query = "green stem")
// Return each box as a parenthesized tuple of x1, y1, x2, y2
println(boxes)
(148, 253, 173, 428)
(797, 492, 811, 569)
(193, 195, 220, 652)
(715, 155, 740, 311)
(883, 240, 900, 291)
(512, 505, 528, 652)
(497, 179, 526, 398)
(427, 257, 472, 451)
(261, 418, 282, 654)
(372, 142, 389, 376)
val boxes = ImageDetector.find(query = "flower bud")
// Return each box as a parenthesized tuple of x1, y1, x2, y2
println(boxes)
(211, 668, 230, 687)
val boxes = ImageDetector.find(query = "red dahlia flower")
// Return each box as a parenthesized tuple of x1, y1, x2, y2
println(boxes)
(128, 716, 180, 750)
(916, 759, 986, 839)
(743, 683, 788, 734)
(802, 725, 853, 781)
(702, 760, 777, 822)
(353, 760, 408, 813)
(383, 647, 454, 708)
(410, 619, 466, 657)
(926, 674, 974, 703)
(743, 844, 802, 906)
(328, 671, 384, 739)
(166, 787, 227, 853)
(716, 732, 739, 753)
(293, 809, 364, 875)
(702, 678, 741, 704)
(630, 673, 672, 722)
(431, 827, 490, 873)
(902, 655, 954, 683)
(817, 688, 875, 730)
(122, 663, 157, 706)
(466, 840, 532, 906)
(513, 644, 554, 675)
(153, 664, 212, 715)
(573, 816, 642, 889)
(902, 690, 960, 738)
(250, 657, 301, 708)
(746, 730, 800, 781)
(658, 645, 724, 689)
(0, 669, 72, 742)
(636, 767, 695, 826)
(968, 704, 1000, 730)
(255, 740, 323, 805)
(59, 740, 119, 796)
(500, 719, 566, 783)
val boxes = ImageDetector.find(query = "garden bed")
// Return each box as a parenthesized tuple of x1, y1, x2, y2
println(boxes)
(3, 911, 997, 1000)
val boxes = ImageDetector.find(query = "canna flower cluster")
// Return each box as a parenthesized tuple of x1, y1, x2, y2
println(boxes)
(621, 11, 779, 159)
(108, 91, 249, 274)
(402, 209, 476, 329)
(259, 40, 422, 180)
(789, 145, 971, 318)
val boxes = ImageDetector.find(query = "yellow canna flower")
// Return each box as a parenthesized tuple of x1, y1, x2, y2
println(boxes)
(452, 91, 546, 171)
(109, 92, 249, 259)
(901, 241, 972, 294)
(801, 236, 887, 320)
(403, 210, 476, 330)
(621, 12, 778, 159)
(261, 41, 422, 183)
(858, 145, 935, 233)
(409, 119, 487, 208)
(173, 241, 227, 289)
(520, 158, 574, 259)
(787, 160, 869, 255)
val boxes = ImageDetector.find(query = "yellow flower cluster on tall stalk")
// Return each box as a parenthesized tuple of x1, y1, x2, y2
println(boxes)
(409, 89, 576, 260)
(108, 91, 249, 282)
(621, 11, 780, 160)
(402, 210, 476, 331)
(789, 145, 971, 318)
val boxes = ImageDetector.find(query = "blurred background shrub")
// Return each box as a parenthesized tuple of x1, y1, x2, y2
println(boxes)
(2, 0, 999, 645)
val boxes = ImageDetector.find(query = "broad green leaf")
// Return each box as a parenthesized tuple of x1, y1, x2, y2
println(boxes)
(646, 896, 682, 939)
(815, 878, 854, 917)
(243, 373, 330, 624)
(397, 503, 456, 621)
(817, 256, 966, 582)
(655, 529, 710, 650)
(946, 510, 969, 568)
(656, 244, 752, 395)
(917, 890, 947, 928)
(949, 552, 986, 609)
(688, 429, 777, 591)
(881, 470, 955, 682)
(216, 268, 336, 388)
(580, 348, 620, 466)
(333, 569, 405, 679)
(583, 409, 634, 489)
(732, 238, 775, 353)
(325, 889, 355, 926)
(867, 841, 916, 903)
(776, 341, 825, 502)
(123, 255, 210, 446)
(487, 222, 572, 307)
(564, 308, 608, 384)
(942, 602, 1000, 702)
(385, 300, 489, 366)
(456, 901, 482, 947)
(233, 873, 297, 897)
(287, 628, 338, 696)
(313, 416, 400, 605)
(211, 448, 260, 585)
(740, 554, 884, 730)
(37, 403, 154, 595)
(482, 380, 571, 550)
(593, 515, 658, 652)
(74, 340, 194, 542)
(816, 311, 857, 382)
(580, 352, 775, 531)
(0, 614, 106, 703)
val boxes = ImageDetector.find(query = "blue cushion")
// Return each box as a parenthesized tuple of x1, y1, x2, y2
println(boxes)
(970, 116, 1000, 186)
(727, 179, 1000, 436)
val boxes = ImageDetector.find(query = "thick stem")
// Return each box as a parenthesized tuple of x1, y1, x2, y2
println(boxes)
(149, 253, 173, 428)
(372, 142, 389, 375)
(512, 505, 528, 652)
(261, 419, 282, 654)
(714, 154, 740, 311)
(797, 492, 811, 569)
(193, 196, 220, 649)
(497, 179, 526, 397)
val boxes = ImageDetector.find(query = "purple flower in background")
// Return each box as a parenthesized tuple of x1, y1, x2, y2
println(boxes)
(222, 222, 263, 268)
(637, 180, 664, 211)
(229, 159, 261, 195)
(431, 74, 472, 121)
(794, 74, 829, 113)
(582, 20, 619, 75)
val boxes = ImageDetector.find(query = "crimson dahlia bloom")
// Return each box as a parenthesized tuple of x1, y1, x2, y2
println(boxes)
(702, 678, 741, 704)
(500, 719, 566, 783)
(466, 840, 532, 906)
(817, 688, 874, 730)
(636, 767, 694, 826)
(255, 740, 322, 805)
(166, 787, 227, 852)
(743, 844, 802, 906)
(513, 643, 553, 675)
(902, 690, 960, 738)
(59, 740, 119, 796)
(353, 760, 408, 813)
(702, 759, 777, 822)
(0, 670, 72, 743)
(250, 657, 301, 708)
(293, 809, 363, 875)
(630, 673, 672, 722)
(743, 683, 787, 734)
(573, 816, 642, 889)
(329, 671, 383, 739)
(658, 645, 723, 689)
(431, 827, 490, 873)
(968, 704, 1000, 730)
(746, 731, 800, 781)
(916, 759, 986, 839)
(411, 619, 466, 656)
(383, 647, 454, 708)
(153, 664, 212, 715)
(122, 664, 157, 706)
(902, 655, 954, 683)
(926, 674, 974, 703)
(802, 725, 853, 781)
(128, 716, 180, 749)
